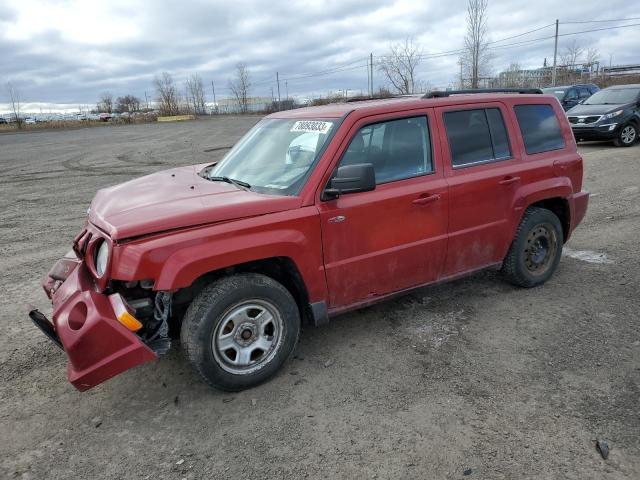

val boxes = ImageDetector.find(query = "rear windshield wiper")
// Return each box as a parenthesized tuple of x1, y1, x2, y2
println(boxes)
(208, 176, 251, 190)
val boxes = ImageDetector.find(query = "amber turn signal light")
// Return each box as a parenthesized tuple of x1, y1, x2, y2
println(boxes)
(108, 293, 143, 332)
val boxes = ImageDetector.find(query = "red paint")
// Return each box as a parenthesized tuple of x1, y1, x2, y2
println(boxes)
(35, 93, 588, 390)
(47, 260, 156, 391)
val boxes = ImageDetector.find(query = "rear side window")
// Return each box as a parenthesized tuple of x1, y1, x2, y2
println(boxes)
(444, 108, 512, 167)
(514, 104, 565, 155)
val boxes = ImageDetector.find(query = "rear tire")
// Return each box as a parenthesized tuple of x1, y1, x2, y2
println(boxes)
(613, 123, 637, 147)
(180, 273, 300, 391)
(502, 207, 563, 288)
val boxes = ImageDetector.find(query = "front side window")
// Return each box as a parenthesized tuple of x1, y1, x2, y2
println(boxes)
(339, 116, 432, 184)
(208, 118, 336, 195)
(444, 108, 512, 167)
(514, 104, 565, 155)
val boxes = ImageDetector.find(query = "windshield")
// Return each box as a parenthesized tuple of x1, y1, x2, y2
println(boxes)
(583, 88, 640, 105)
(207, 118, 336, 195)
(543, 88, 567, 100)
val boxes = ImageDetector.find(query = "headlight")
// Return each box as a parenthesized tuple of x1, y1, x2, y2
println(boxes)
(95, 240, 109, 277)
(602, 110, 623, 120)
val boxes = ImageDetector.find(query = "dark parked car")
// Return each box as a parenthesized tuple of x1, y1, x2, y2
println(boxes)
(566, 84, 640, 147)
(542, 84, 599, 111)
(0, 117, 7, 124)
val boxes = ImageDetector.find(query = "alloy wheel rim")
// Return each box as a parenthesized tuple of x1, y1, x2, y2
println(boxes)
(523, 223, 557, 276)
(212, 299, 283, 375)
(621, 126, 636, 144)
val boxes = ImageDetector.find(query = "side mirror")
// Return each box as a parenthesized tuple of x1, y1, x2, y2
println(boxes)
(323, 163, 375, 199)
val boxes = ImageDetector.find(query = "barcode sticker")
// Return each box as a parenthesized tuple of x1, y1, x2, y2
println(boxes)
(290, 121, 332, 134)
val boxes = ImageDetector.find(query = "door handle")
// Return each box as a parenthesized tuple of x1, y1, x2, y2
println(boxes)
(498, 176, 520, 186)
(412, 194, 440, 206)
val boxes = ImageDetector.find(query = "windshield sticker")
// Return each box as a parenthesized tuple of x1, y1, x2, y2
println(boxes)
(290, 121, 332, 135)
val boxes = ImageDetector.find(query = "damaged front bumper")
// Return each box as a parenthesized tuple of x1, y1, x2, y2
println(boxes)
(29, 252, 157, 391)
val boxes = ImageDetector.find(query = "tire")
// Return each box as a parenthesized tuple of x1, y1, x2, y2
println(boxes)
(613, 122, 637, 147)
(180, 273, 300, 391)
(502, 207, 564, 288)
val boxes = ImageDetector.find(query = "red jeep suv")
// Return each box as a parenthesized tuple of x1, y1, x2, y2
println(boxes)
(30, 89, 589, 392)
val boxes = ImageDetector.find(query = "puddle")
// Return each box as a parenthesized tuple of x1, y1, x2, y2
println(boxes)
(563, 247, 613, 264)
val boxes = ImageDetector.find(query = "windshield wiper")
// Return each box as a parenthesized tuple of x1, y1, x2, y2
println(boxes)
(208, 176, 251, 190)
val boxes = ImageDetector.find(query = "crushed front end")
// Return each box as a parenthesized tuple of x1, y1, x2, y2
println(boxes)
(28, 224, 171, 391)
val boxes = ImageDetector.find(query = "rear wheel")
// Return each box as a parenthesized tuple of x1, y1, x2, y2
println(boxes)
(502, 207, 563, 288)
(180, 273, 300, 391)
(613, 123, 637, 147)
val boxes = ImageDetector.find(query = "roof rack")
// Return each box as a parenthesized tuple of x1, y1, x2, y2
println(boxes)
(423, 88, 543, 98)
(345, 94, 421, 103)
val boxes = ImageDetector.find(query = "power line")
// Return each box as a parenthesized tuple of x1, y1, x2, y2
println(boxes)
(561, 17, 640, 24)
(486, 23, 556, 45)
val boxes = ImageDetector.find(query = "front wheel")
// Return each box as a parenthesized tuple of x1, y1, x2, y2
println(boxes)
(502, 207, 564, 288)
(180, 273, 300, 391)
(613, 123, 637, 147)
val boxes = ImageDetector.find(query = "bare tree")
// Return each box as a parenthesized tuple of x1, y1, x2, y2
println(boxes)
(585, 47, 600, 69)
(378, 37, 422, 94)
(154, 72, 180, 116)
(460, 0, 491, 89)
(560, 40, 584, 67)
(186, 74, 206, 114)
(500, 62, 522, 87)
(116, 95, 141, 114)
(5, 81, 22, 129)
(229, 63, 251, 113)
(97, 92, 113, 113)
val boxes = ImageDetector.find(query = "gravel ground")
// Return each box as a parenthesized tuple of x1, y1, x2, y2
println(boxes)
(0, 118, 638, 479)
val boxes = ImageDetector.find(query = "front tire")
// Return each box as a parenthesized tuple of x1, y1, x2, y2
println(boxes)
(502, 207, 563, 288)
(180, 273, 300, 391)
(613, 123, 637, 147)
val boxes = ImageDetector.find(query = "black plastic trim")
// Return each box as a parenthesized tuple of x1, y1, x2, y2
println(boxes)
(310, 301, 329, 327)
(28, 309, 63, 350)
(424, 88, 543, 98)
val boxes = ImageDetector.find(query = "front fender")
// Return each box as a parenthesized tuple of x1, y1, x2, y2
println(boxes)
(112, 207, 327, 302)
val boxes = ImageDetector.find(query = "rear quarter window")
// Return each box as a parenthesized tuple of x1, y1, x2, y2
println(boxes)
(514, 104, 565, 155)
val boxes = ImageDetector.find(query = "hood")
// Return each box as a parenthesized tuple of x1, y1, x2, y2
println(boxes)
(89, 164, 300, 240)
(566, 103, 628, 116)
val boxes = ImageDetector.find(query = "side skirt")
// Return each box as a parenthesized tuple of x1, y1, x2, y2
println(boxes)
(325, 262, 503, 318)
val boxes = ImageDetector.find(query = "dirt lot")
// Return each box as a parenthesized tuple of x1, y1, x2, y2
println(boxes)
(1, 118, 638, 479)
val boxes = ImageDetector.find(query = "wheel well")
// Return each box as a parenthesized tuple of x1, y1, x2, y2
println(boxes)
(174, 257, 312, 324)
(530, 197, 570, 242)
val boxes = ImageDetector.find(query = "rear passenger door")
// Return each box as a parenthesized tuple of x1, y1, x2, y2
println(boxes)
(436, 103, 522, 276)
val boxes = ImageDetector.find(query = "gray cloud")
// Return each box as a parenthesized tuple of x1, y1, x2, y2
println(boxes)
(1, 0, 639, 106)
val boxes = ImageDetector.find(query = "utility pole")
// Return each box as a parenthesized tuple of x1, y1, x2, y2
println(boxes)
(211, 81, 217, 114)
(367, 56, 371, 97)
(370, 53, 374, 97)
(551, 19, 559, 86)
(276, 72, 281, 111)
(144, 91, 149, 110)
(285, 80, 288, 101)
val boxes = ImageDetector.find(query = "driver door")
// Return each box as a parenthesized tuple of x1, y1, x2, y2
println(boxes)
(318, 112, 448, 309)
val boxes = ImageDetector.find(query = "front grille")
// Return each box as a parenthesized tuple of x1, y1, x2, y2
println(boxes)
(569, 115, 601, 125)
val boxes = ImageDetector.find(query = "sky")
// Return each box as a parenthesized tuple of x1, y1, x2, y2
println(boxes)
(1, 0, 639, 112)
